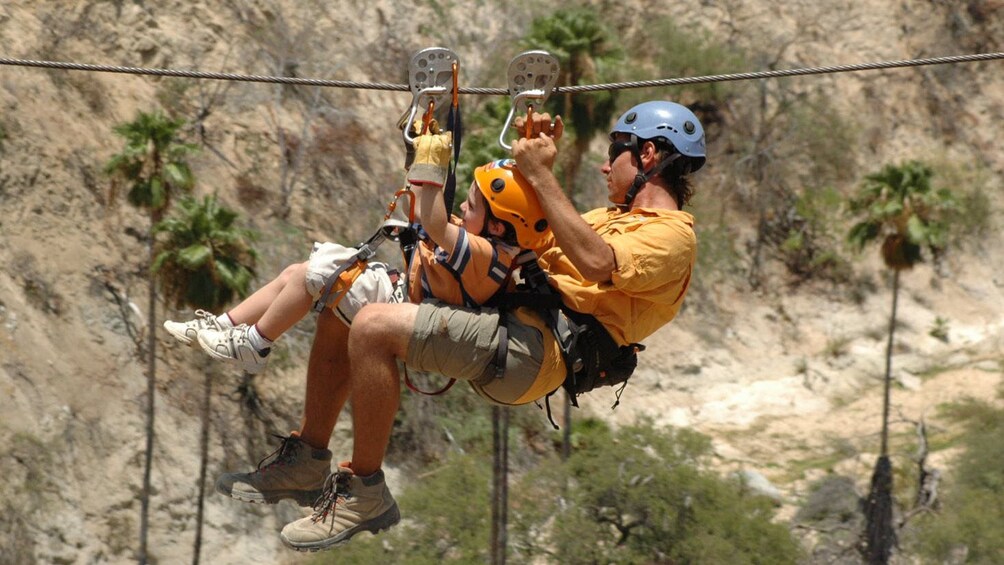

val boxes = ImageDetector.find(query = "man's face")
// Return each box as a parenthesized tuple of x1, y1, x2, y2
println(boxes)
(601, 134, 636, 205)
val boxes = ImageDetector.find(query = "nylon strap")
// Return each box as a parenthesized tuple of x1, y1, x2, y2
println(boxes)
(442, 103, 462, 213)
(312, 258, 368, 313)
(404, 369, 456, 396)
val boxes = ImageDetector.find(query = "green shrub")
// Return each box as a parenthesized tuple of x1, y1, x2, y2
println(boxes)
(928, 316, 950, 342)
(323, 418, 802, 564)
(910, 395, 1004, 563)
(620, 16, 745, 109)
(516, 419, 803, 564)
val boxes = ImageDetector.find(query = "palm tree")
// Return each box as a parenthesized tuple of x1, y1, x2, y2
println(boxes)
(524, 8, 622, 195)
(154, 194, 257, 565)
(847, 160, 954, 564)
(105, 110, 197, 565)
(154, 195, 258, 312)
(490, 405, 510, 565)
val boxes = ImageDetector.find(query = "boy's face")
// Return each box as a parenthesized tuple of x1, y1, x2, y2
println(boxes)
(460, 180, 487, 234)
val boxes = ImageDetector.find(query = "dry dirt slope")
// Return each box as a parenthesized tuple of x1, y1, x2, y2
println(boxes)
(2, 0, 1003, 563)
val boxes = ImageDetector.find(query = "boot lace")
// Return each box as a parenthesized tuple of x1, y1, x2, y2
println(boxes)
(311, 469, 353, 523)
(254, 434, 299, 473)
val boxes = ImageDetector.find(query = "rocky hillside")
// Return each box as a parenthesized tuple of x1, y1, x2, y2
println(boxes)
(1, 1, 1002, 563)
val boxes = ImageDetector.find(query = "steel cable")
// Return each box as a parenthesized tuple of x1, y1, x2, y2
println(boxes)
(2, 52, 1003, 95)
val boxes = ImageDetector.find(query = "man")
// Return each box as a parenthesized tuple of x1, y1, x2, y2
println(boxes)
(217, 101, 705, 552)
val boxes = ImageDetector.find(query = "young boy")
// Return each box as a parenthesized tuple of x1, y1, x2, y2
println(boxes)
(164, 138, 548, 375)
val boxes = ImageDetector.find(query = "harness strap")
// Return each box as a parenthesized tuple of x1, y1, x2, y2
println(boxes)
(312, 219, 417, 314)
(442, 61, 462, 213)
(404, 369, 456, 396)
(312, 255, 369, 313)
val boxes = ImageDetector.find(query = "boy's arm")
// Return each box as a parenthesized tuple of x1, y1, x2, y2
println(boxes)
(414, 182, 461, 255)
(408, 129, 460, 255)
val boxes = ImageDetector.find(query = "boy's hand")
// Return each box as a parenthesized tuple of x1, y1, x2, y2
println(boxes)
(407, 131, 453, 188)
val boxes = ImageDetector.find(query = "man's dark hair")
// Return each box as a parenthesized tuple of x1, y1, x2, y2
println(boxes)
(653, 141, 695, 207)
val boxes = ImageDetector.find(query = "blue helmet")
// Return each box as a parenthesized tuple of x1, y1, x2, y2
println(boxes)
(610, 101, 706, 172)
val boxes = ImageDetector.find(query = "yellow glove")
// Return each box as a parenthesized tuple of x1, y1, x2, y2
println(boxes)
(398, 117, 441, 170)
(407, 130, 453, 188)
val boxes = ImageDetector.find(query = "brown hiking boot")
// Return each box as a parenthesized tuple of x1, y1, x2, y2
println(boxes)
(280, 465, 401, 552)
(215, 434, 331, 506)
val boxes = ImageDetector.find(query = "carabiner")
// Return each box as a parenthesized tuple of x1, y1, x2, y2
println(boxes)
(383, 187, 417, 224)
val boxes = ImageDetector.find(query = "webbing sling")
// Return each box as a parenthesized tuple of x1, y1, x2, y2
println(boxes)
(441, 87, 462, 214)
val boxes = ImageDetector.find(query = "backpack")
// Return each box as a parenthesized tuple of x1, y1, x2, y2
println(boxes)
(559, 307, 645, 406)
(499, 251, 645, 427)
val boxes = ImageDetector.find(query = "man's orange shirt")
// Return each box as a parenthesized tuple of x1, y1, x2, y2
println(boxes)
(535, 207, 697, 346)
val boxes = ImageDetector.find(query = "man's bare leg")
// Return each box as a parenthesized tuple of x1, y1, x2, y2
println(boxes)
(298, 308, 351, 450)
(346, 302, 418, 475)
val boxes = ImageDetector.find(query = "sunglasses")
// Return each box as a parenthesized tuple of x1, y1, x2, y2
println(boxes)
(607, 140, 634, 162)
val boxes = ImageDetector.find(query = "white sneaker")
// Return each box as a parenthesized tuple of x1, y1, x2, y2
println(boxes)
(197, 325, 269, 374)
(163, 310, 223, 346)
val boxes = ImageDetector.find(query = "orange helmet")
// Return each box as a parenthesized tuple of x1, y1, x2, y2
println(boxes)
(473, 159, 550, 249)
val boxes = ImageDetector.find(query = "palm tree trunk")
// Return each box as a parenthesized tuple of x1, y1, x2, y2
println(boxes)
(491, 406, 509, 565)
(863, 269, 901, 564)
(139, 236, 157, 565)
(880, 269, 900, 456)
(192, 365, 213, 565)
(490, 406, 499, 563)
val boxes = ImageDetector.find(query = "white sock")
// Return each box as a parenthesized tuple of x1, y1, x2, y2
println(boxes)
(247, 324, 274, 354)
(218, 313, 235, 329)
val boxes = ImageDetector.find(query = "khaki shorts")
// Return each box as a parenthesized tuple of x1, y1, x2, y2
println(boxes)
(406, 300, 547, 405)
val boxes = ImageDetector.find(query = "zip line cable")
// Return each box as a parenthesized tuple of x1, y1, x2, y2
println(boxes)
(2, 52, 1003, 95)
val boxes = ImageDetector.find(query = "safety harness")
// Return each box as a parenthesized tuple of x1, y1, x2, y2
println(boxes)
(310, 48, 645, 416)
(497, 250, 645, 428)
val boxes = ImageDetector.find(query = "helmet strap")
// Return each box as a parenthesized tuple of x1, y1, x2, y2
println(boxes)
(624, 137, 682, 207)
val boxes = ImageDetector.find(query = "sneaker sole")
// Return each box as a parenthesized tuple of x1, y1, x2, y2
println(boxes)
(163, 324, 197, 346)
(196, 333, 266, 374)
(281, 504, 402, 552)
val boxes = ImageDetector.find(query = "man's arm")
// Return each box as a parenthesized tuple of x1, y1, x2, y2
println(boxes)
(512, 114, 617, 282)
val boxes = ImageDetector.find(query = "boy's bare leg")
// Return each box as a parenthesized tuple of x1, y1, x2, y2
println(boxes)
(298, 308, 352, 450)
(254, 262, 314, 341)
(226, 262, 306, 325)
(346, 302, 418, 476)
